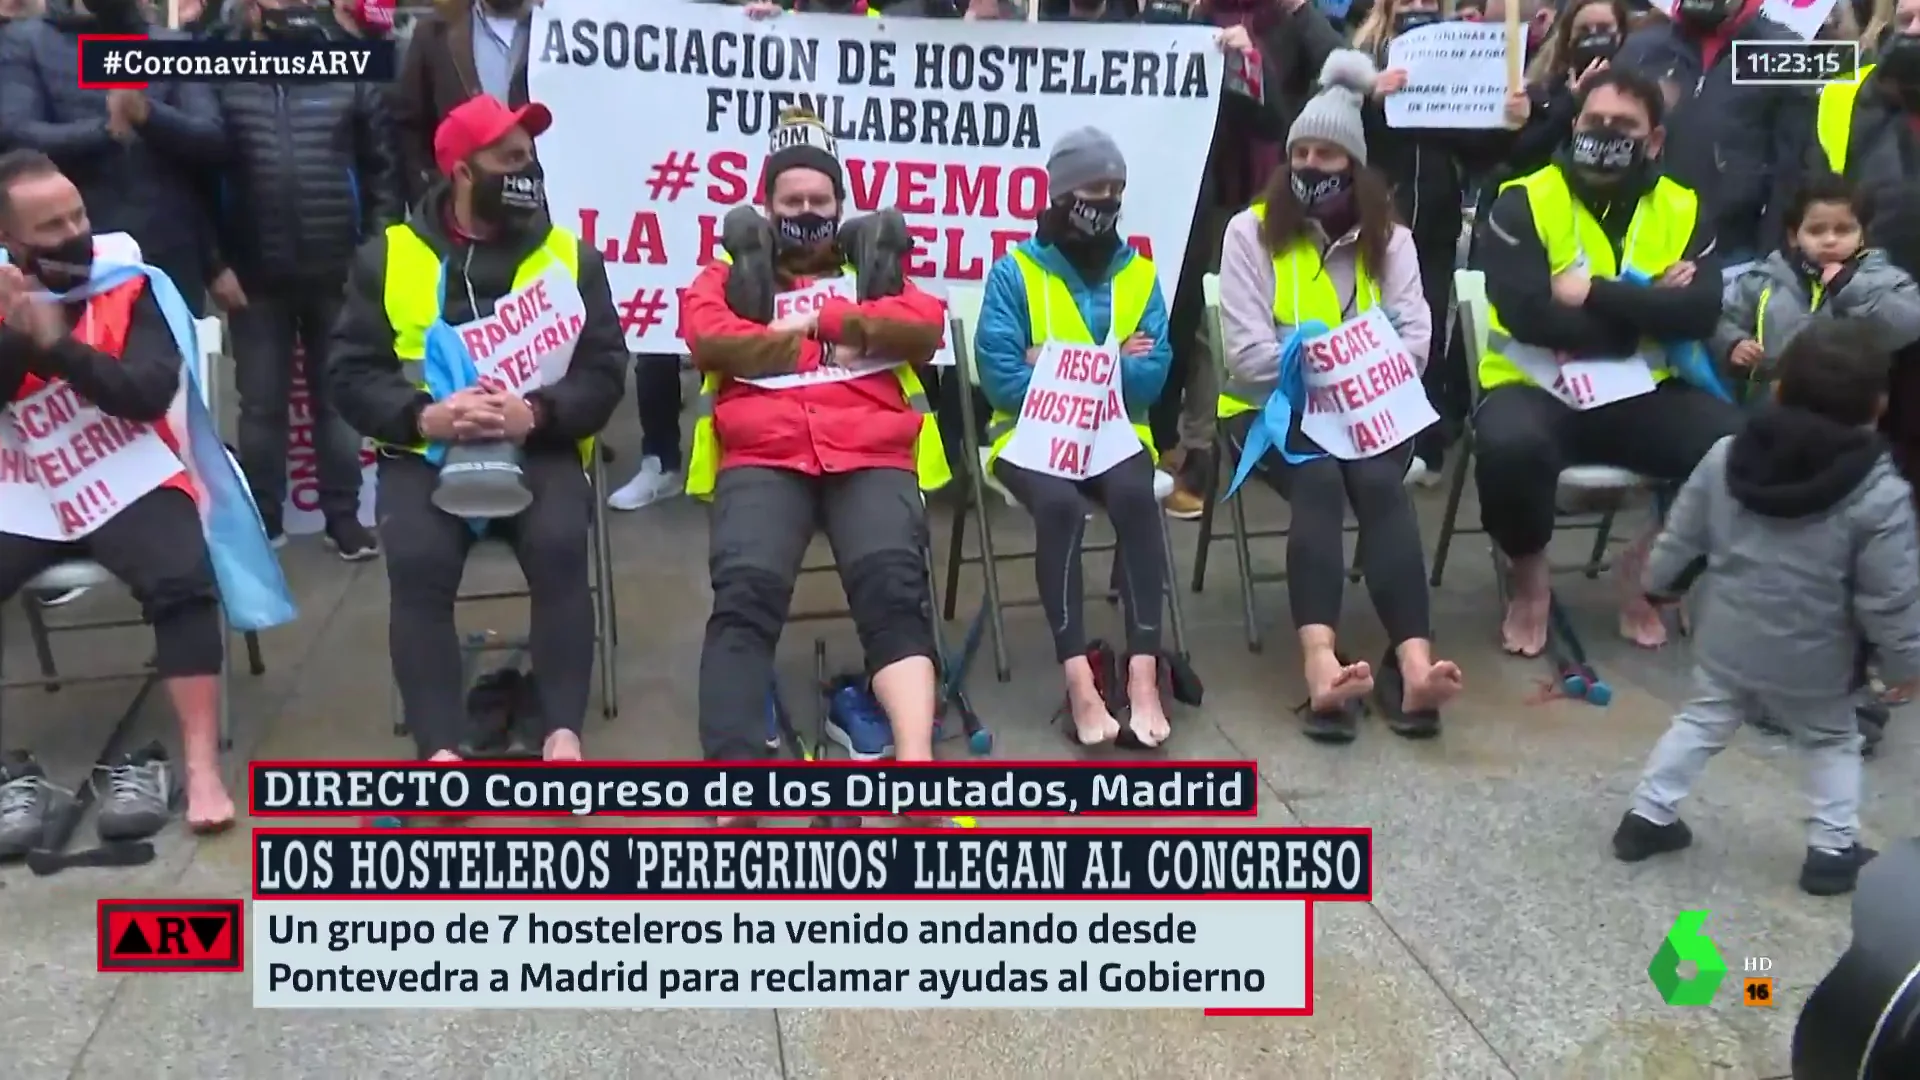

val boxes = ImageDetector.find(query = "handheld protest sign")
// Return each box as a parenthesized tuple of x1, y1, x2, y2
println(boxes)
(1505, 0, 1522, 94)
(998, 342, 1143, 480)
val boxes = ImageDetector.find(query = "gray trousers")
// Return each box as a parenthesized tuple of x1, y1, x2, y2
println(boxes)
(1633, 667, 1864, 850)
(233, 286, 362, 522)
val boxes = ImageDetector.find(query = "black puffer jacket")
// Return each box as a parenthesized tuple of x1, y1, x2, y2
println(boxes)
(207, 25, 403, 287)
(0, 4, 225, 279)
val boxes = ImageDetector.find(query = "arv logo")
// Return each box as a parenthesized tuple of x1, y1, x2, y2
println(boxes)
(1650, 910, 1728, 1005)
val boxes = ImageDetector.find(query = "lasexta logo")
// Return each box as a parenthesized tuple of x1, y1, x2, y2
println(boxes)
(1649, 910, 1727, 1005)
(97, 899, 245, 972)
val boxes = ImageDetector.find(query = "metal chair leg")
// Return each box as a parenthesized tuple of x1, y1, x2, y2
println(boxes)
(1191, 435, 1222, 593)
(1585, 506, 1619, 578)
(218, 614, 234, 753)
(1429, 436, 1474, 588)
(941, 497, 967, 622)
(23, 598, 59, 687)
(243, 631, 265, 676)
(973, 496, 1013, 683)
(1160, 514, 1189, 657)
(1227, 475, 1262, 653)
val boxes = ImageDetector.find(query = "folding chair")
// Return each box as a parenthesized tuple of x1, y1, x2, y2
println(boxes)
(1188, 273, 1360, 653)
(0, 315, 267, 852)
(387, 445, 621, 738)
(937, 284, 1190, 683)
(1426, 269, 1646, 587)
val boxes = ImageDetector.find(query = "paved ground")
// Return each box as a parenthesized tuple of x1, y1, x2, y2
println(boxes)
(1, 410, 1909, 1079)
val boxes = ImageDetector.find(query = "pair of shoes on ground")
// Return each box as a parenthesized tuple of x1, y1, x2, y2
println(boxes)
(262, 512, 380, 560)
(1612, 811, 1877, 896)
(1298, 650, 1443, 744)
(607, 456, 683, 511)
(0, 743, 189, 857)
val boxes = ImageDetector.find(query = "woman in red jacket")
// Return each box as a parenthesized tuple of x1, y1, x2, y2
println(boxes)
(678, 109, 952, 788)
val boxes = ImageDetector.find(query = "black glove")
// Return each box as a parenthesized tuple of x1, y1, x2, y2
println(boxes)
(719, 206, 777, 324)
(838, 209, 910, 302)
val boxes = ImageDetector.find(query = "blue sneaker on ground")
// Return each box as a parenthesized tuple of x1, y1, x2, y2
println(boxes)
(825, 677, 892, 760)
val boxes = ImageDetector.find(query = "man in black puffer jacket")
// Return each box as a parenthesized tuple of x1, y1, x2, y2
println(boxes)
(209, 0, 402, 553)
(0, 0, 225, 310)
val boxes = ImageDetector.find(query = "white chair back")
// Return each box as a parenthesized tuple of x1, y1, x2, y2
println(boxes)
(1452, 269, 1488, 410)
(192, 314, 223, 410)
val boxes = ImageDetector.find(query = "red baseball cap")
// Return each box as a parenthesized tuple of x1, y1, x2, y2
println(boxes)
(433, 95, 553, 177)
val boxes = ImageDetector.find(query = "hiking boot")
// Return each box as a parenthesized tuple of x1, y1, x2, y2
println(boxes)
(824, 677, 892, 760)
(1611, 810, 1693, 862)
(324, 515, 380, 561)
(1800, 843, 1877, 896)
(0, 752, 74, 857)
(94, 743, 177, 842)
(608, 455, 682, 511)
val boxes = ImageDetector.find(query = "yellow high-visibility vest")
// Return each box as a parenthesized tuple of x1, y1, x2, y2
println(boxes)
(1216, 201, 1379, 420)
(1478, 164, 1698, 392)
(683, 257, 950, 499)
(1815, 63, 1875, 173)
(379, 222, 592, 463)
(983, 248, 1159, 469)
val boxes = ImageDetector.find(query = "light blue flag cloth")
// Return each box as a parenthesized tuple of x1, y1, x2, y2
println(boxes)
(420, 260, 493, 536)
(1618, 268, 1732, 403)
(1224, 319, 1329, 501)
(33, 260, 299, 632)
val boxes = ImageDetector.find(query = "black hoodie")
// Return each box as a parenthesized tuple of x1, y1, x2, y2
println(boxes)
(1725, 407, 1887, 519)
(326, 184, 628, 451)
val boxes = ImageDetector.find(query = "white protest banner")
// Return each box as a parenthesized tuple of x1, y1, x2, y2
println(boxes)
(0, 380, 185, 540)
(457, 264, 588, 395)
(1385, 23, 1509, 129)
(284, 344, 377, 536)
(1507, 344, 1659, 411)
(997, 342, 1142, 479)
(1296, 310, 1437, 460)
(1670, 0, 1835, 40)
(530, 2, 1223, 354)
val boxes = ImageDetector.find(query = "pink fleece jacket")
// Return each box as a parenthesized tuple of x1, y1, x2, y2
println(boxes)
(1216, 208, 1431, 400)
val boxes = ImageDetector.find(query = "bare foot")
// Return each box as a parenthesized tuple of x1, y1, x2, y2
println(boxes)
(1502, 555, 1551, 656)
(184, 766, 235, 833)
(543, 730, 583, 761)
(1125, 658, 1172, 746)
(1618, 595, 1668, 648)
(1402, 657, 1464, 712)
(1067, 686, 1121, 745)
(1305, 649, 1373, 712)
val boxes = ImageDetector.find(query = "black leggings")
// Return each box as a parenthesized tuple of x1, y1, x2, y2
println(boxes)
(0, 486, 223, 677)
(633, 353, 684, 472)
(994, 450, 1165, 663)
(1229, 417, 1432, 644)
(377, 451, 597, 758)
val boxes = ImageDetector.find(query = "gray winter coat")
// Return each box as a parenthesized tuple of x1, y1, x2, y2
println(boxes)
(1647, 434, 1920, 700)
(1712, 250, 1920, 394)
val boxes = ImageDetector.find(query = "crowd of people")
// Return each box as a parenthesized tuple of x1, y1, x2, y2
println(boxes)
(0, 0, 1914, 896)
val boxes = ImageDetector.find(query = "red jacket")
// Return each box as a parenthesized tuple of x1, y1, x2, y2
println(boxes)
(680, 262, 946, 477)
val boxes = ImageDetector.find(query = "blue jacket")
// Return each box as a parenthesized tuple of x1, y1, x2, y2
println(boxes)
(975, 238, 1172, 422)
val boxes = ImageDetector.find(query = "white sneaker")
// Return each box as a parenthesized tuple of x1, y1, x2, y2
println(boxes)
(1404, 456, 1443, 488)
(607, 456, 682, 511)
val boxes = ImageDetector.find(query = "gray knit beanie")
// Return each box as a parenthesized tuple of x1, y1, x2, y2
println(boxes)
(1286, 50, 1377, 167)
(1046, 128, 1127, 197)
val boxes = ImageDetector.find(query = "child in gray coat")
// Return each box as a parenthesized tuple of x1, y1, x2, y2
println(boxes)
(1714, 173, 1920, 408)
(1614, 321, 1920, 897)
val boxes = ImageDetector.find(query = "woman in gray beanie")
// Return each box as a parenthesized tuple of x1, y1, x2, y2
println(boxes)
(1215, 50, 1463, 745)
(972, 126, 1183, 750)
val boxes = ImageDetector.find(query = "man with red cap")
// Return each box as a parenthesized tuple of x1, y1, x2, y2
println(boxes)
(328, 95, 627, 765)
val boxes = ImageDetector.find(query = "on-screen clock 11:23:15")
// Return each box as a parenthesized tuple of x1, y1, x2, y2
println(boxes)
(1731, 40, 1860, 86)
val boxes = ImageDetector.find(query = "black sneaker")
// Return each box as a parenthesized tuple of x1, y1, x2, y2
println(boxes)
(1800, 843, 1877, 896)
(1612, 811, 1693, 862)
(324, 515, 380, 561)
(0, 752, 74, 857)
(93, 742, 178, 842)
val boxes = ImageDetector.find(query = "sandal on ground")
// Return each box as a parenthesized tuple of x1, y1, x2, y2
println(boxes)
(1295, 696, 1362, 744)
(1372, 651, 1441, 739)
(188, 816, 236, 836)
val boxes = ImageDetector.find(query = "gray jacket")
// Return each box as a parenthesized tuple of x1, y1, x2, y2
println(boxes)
(1647, 430, 1920, 700)
(1712, 250, 1920, 391)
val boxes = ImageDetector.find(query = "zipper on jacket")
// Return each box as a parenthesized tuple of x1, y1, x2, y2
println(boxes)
(274, 84, 305, 270)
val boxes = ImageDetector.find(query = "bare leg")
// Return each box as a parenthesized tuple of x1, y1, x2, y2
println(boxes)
(167, 675, 233, 830)
(1301, 625, 1372, 711)
(1125, 653, 1171, 746)
(1395, 638, 1463, 712)
(543, 730, 582, 761)
(1062, 653, 1120, 745)
(1501, 553, 1551, 657)
(872, 655, 939, 762)
(1616, 527, 1668, 648)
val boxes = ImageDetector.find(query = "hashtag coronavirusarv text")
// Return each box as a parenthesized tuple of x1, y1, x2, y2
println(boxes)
(78, 37, 398, 88)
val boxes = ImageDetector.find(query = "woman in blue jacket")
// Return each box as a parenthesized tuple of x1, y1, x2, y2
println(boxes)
(974, 129, 1177, 750)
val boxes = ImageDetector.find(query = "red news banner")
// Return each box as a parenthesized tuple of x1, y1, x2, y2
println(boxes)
(528, 3, 1227, 350)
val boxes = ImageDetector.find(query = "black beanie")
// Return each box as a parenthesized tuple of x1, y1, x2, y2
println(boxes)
(763, 107, 845, 202)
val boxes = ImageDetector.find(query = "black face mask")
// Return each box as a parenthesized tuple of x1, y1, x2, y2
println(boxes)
(260, 6, 333, 40)
(1394, 10, 1442, 34)
(1063, 196, 1121, 238)
(20, 233, 95, 293)
(1568, 129, 1648, 181)
(1881, 32, 1920, 92)
(1568, 30, 1620, 73)
(470, 162, 545, 232)
(775, 212, 838, 251)
(1673, 0, 1731, 29)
